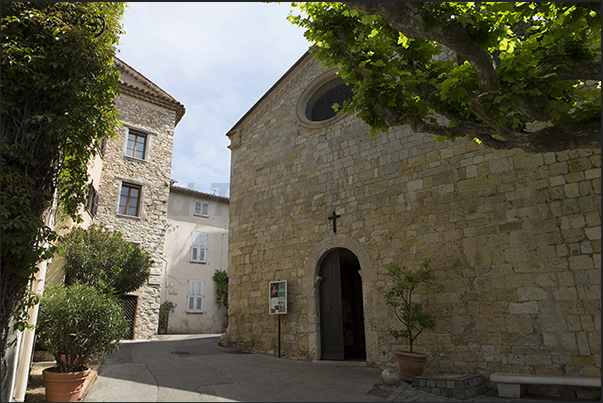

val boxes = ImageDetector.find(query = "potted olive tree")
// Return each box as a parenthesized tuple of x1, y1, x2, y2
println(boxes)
(383, 259, 435, 382)
(36, 282, 128, 402)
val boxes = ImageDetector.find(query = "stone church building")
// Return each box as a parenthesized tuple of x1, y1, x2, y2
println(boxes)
(224, 51, 601, 383)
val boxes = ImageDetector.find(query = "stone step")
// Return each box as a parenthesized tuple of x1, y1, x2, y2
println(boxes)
(414, 373, 488, 400)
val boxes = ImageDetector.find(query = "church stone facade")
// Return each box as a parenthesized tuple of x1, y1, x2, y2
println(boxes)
(225, 52, 600, 384)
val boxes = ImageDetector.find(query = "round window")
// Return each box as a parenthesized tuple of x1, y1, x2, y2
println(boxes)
(297, 70, 354, 128)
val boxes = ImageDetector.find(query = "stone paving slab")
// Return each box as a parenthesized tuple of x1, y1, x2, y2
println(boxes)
(386, 381, 596, 403)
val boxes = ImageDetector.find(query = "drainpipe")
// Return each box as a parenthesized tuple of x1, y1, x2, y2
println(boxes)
(12, 264, 48, 402)
(8, 328, 24, 402)
(12, 190, 57, 402)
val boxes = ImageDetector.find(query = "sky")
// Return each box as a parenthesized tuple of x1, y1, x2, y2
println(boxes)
(116, 2, 311, 197)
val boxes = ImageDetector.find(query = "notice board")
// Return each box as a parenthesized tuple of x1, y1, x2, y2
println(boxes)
(269, 280, 287, 314)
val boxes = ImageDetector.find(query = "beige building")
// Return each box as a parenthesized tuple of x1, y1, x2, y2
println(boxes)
(162, 185, 229, 334)
(225, 52, 601, 388)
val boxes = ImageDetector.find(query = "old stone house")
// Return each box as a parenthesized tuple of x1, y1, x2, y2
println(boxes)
(224, 51, 601, 387)
(44, 57, 186, 338)
(162, 185, 229, 334)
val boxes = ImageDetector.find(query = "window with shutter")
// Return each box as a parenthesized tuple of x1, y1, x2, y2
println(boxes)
(187, 280, 204, 313)
(86, 182, 99, 217)
(190, 232, 207, 263)
(194, 200, 209, 217)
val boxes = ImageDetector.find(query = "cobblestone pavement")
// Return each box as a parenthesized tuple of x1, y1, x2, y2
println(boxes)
(385, 381, 594, 403)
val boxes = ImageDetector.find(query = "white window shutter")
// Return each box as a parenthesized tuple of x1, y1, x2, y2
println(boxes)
(194, 200, 209, 217)
(187, 280, 204, 313)
(190, 232, 207, 263)
(196, 281, 204, 311)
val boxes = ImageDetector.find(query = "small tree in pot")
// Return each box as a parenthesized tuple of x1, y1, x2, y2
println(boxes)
(383, 259, 435, 382)
(36, 282, 128, 401)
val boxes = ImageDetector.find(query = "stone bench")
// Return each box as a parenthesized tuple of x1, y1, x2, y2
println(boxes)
(490, 372, 601, 398)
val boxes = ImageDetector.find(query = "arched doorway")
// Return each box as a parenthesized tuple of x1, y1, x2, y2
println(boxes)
(319, 248, 366, 361)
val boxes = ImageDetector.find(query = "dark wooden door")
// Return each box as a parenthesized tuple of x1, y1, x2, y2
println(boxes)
(320, 249, 344, 360)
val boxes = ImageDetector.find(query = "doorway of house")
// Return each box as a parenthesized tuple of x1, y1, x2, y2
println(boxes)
(319, 248, 366, 361)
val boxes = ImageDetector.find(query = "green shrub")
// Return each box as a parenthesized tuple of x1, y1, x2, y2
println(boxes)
(59, 223, 152, 296)
(212, 269, 228, 310)
(158, 300, 176, 331)
(36, 282, 129, 372)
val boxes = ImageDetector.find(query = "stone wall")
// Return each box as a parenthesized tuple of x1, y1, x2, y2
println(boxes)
(226, 54, 601, 380)
(95, 93, 176, 339)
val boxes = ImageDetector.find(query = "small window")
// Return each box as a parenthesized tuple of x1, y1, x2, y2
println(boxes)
(194, 200, 209, 217)
(190, 232, 207, 263)
(126, 129, 147, 160)
(119, 183, 141, 217)
(86, 182, 99, 217)
(187, 280, 204, 313)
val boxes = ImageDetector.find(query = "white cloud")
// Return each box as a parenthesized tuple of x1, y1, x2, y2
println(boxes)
(117, 2, 310, 194)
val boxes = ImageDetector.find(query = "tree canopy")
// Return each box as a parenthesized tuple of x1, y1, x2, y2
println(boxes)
(288, 2, 601, 152)
(1, 1, 125, 379)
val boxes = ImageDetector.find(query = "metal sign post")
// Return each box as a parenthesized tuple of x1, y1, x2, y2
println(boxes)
(269, 280, 287, 357)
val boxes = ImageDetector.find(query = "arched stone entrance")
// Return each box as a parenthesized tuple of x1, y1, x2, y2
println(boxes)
(318, 248, 366, 361)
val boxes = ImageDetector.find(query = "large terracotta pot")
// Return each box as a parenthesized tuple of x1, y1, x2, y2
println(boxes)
(393, 350, 428, 382)
(42, 367, 91, 402)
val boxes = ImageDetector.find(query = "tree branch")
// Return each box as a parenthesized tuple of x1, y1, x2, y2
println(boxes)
(343, 2, 500, 93)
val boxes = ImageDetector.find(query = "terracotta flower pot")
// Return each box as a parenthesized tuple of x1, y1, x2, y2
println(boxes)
(42, 367, 91, 402)
(393, 350, 428, 382)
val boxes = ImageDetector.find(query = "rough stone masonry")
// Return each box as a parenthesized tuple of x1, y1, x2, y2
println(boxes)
(225, 52, 601, 384)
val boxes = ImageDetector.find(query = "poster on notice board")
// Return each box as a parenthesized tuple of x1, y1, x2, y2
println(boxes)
(269, 280, 287, 314)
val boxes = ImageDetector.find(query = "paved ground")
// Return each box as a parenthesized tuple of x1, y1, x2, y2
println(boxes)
(27, 334, 597, 402)
(84, 334, 388, 402)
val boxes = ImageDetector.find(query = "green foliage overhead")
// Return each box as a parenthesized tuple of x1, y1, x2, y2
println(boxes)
(383, 260, 435, 353)
(36, 282, 129, 373)
(60, 224, 153, 296)
(1, 1, 125, 359)
(288, 2, 601, 152)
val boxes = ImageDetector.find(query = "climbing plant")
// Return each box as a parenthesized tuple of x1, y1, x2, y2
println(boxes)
(1, 3, 125, 390)
(212, 269, 229, 312)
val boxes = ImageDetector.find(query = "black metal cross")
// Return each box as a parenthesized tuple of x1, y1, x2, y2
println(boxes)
(328, 211, 341, 233)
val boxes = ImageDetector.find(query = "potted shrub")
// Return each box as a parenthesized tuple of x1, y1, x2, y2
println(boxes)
(383, 259, 435, 382)
(36, 282, 129, 402)
(158, 300, 176, 334)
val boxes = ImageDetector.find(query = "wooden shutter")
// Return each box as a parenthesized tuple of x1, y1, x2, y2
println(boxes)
(190, 232, 207, 263)
(187, 280, 204, 313)
(87, 183, 99, 217)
